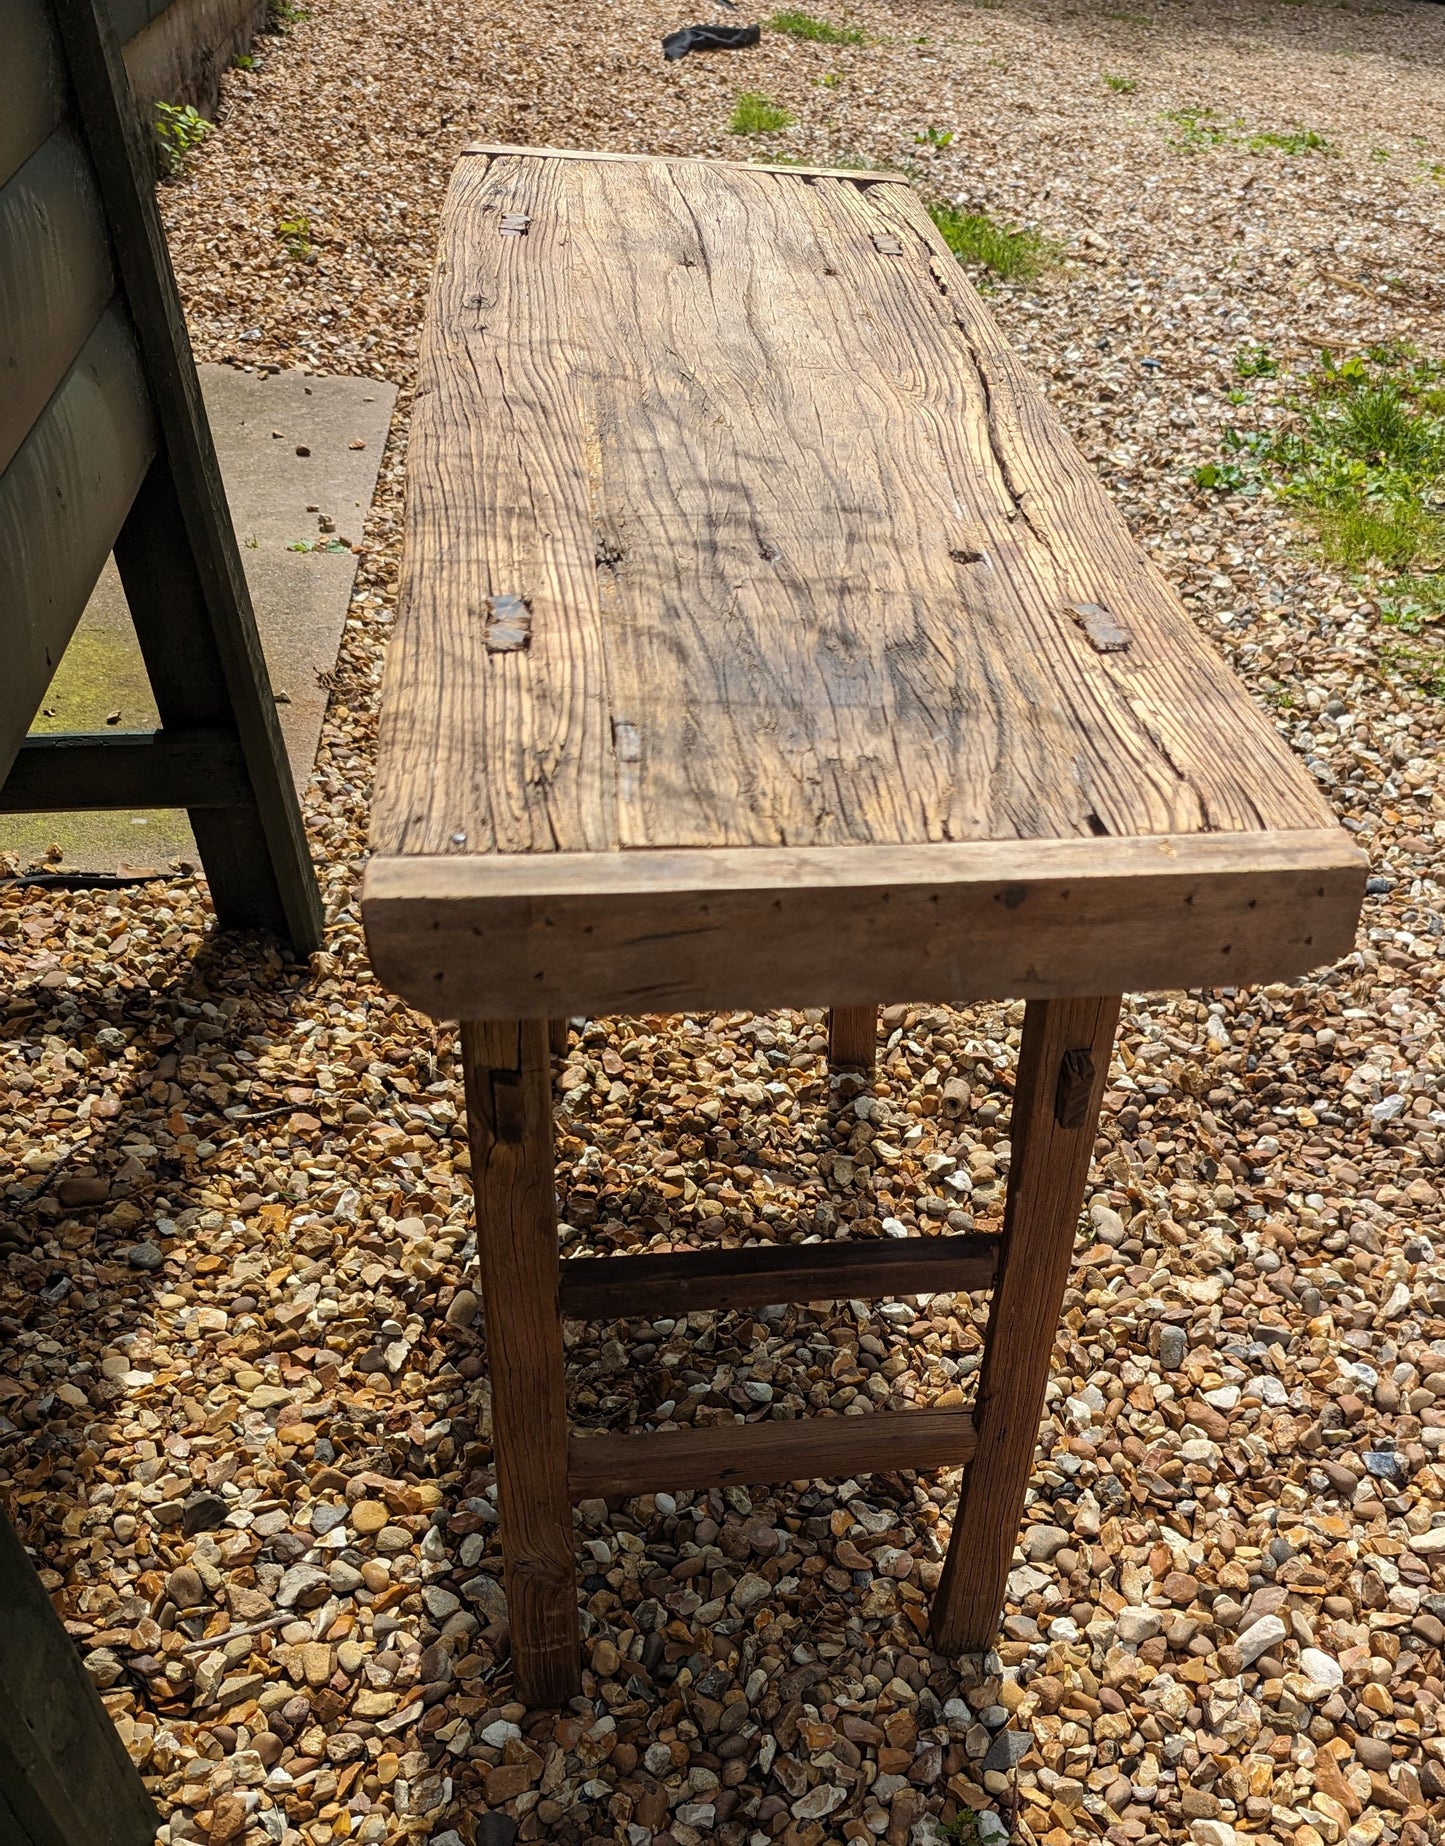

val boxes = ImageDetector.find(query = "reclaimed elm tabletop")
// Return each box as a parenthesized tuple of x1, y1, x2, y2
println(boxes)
(362, 144, 1364, 1703)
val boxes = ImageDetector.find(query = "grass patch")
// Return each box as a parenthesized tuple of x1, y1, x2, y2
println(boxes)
(729, 92, 796, 134)
(1267, 350, 1445, 570)
(1104, 72, 1137, 91)
(768, 9, 865, 41)
(1382, 634, 1445, 697)
(1382, 571, 1445, 630)
(1248, 126, 1333, 155)
(1163, 106, 1234, 150)
(928, 203, 1057, 283)
(1197, 348, 1445, 695)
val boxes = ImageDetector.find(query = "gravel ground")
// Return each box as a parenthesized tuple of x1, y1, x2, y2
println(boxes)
(4, 2, 1445, 1845)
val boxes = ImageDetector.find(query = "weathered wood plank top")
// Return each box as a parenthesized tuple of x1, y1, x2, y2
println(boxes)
(365, 147, 1363, 1017)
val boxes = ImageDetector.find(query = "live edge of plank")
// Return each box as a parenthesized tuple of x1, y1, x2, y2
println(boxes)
(361, 829, 1366, 1022)
(463, 142, 909, 183)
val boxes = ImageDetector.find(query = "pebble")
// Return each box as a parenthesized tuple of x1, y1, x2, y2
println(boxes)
(444, 1285, 479, 1327)
(1300, 1646, 1344, 1689)
(1236, 1613, 1289, 1666)
(1021, 1523, 1070, 1562)
(350, 1499, 389, 1534)
(164, 1566, 205, 1609)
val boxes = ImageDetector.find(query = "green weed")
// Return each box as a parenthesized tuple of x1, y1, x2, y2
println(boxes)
(915, 125, 955, 147)
(768, 9, 865, 41)
(1381, 571, 1445, 631)
(275, 214, 314, 260)
(729, 92, 796, 134)
(233, 53, 258, 69)
(928, 203, 1057, 283)
(154, 101, 211, 175)
(1104, 72, 1137, 91)
(1267, 352, 1445, 570)
(1192, 460, 1249, 492)
(1247, 126, 1333, 155)
(1197, 351, 1445, 594)
(1163, 106, 1233, 151)
(1235, 345, 1279, 377)
(1381, 636, 1445, 697)
(266, 0, 306, 25)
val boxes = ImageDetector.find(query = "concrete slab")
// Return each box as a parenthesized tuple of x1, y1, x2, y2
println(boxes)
(0, 364, 396, 874)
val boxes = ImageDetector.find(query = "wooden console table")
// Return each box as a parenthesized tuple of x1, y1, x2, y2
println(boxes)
(363, 144, 1364, 1704)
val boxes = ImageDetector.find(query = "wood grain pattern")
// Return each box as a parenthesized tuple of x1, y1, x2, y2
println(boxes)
(372, 153, 616, 857)
(364, 828, 1364, 1020)
(559, 1231, 1000, 1321)
(0, 303, 155, 780)
(0, 728, 251, 810)
(461, 1018, 580, 1705)
(829, 1005, 878, 1070)
(932, 993, 1120, 1653)
(372, 148, 1339, 868)
(568, 1405, 978, 1497)
(0, 126, 115, 475)
(465, 143, 910, 182)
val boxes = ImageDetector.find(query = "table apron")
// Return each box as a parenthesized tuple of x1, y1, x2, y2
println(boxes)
(363, 830, 1364, 1020)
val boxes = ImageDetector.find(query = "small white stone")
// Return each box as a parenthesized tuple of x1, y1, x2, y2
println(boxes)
(1411, 1526, 1445, 1555)
(1299, 1647, 1343, 1690)
(1190, 1824, 1237, 1846)
(1115, 1608, 1162, 1645)
(1236, 1613, 1288, 1666)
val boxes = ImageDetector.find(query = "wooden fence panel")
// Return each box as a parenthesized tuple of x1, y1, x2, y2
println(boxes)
(0, 0, 71, 189)
(0, 303, 156, 770)
(0, 125, 114, 472)
(0, 1509, 158, 1846)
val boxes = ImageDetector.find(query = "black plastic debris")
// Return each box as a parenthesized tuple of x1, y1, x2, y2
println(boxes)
(662, 22, 760, 58)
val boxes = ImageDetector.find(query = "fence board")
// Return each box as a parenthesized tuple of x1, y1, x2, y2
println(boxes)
(0, 125, 114, 473)
(0, 301, 156, 777)
(1, 0, 71, 190)
(0, 1509, 159, 1846)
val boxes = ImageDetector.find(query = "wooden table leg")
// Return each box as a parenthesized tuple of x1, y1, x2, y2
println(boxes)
(548, 1018, 570, 1059)
(931, 994, 1120, 1655)
(828, 1005, 878, 1071)
(461, 1019, 580, 1705)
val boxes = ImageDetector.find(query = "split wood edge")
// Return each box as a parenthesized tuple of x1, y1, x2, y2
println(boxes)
(464, 142, 910, 183)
